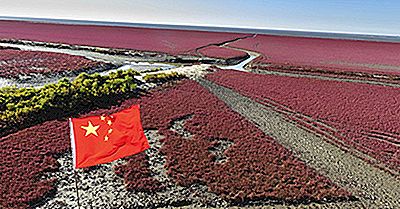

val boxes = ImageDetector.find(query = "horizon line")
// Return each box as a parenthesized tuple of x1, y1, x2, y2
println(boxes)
(1, 16, 400, 43)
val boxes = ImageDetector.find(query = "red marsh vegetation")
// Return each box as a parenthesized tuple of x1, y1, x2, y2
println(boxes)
(0, 49, 102, 78)
(118, 80, 352, 203)
(197, 45, 248, 60)
(207, 70, 400, 172)
(0, 80, 352, 208)
(229, 35, 400, 75)
(0, 20, 246, 55)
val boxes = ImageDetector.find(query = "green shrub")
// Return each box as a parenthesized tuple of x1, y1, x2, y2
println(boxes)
(140, 67, 163, 73)
(143, 72, 185, 83)
(0, 69, 141, 136)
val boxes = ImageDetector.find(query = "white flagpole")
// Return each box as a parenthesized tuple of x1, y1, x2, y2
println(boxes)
(69, 118, 81, 208)
(73, 169, 81, 208)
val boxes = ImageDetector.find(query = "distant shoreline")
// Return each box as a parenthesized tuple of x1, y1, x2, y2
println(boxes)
(1, 16, 400, 43)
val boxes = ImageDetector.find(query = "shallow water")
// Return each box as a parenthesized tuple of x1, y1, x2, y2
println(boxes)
(219, 50, 259, 71)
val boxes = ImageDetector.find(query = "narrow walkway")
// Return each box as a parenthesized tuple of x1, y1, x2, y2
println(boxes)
(198, 78, 400, 208)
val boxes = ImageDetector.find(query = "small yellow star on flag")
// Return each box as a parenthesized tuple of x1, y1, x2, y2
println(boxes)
(81, 121, 100, 136)
(100, 115, 106, 121)
(104, 135, 109, 141)
(107, 120, 112, 126)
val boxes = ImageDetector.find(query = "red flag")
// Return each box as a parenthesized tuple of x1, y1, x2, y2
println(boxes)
(69, 105, 149, 169)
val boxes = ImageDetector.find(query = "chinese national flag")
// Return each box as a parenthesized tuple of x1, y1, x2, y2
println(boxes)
(69, 105, 150, 169)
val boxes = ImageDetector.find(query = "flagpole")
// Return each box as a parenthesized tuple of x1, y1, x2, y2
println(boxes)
(70, 118, 81, 208)
(74, 169, 81, 209)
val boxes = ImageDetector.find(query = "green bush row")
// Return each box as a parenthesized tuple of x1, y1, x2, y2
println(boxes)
(0, 69, 141, 136)
(140, 67, 163, 73)
(143, 72, 185, 83)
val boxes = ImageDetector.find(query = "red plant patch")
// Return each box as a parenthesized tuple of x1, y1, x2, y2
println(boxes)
(116, 80, 352, 203)
(197, 45, 248, 60)
(229, 35, 400, 76)
(0, 120, 69, 209)
(207, 70, 400, 172)
(0, 102, 155, 208)
(0, 49, 102, 78)
(0, 20, 246, 55)
(114, 152, 164, 192)
(0, 80, 352, 208)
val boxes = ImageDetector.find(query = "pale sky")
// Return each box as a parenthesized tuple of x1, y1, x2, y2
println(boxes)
(1, 0, 400, 35)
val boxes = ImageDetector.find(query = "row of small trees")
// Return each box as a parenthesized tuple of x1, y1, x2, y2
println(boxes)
(143, 72, 184, 83)
(0, 69, 184, 137)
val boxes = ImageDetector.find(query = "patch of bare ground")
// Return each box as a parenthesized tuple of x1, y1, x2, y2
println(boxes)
(170, 114, 194, 139)
(198, 78, 400, 208)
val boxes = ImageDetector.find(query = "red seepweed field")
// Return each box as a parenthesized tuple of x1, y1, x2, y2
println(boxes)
(0, 80, 353, 209)
(0, 49, 102, 78)
(197, 45, 248, 60)
(0, 20, 399, 208)
(0, 20, 245, 55)
(228, 34, 400, 76)
(135, 80, 351, 202)
(207, 70, 400, 172)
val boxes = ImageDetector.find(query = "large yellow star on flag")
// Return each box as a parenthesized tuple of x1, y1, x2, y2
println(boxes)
(81, 121, 100, 137)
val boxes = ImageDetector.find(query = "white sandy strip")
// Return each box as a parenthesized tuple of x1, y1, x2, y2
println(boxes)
(141, 64, 212, 79)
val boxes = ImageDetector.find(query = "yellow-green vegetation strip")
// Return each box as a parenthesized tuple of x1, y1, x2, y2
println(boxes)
(140, 67, 163, 73)
(0, 69, 141, 136)
(143, 72, 185, 83)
